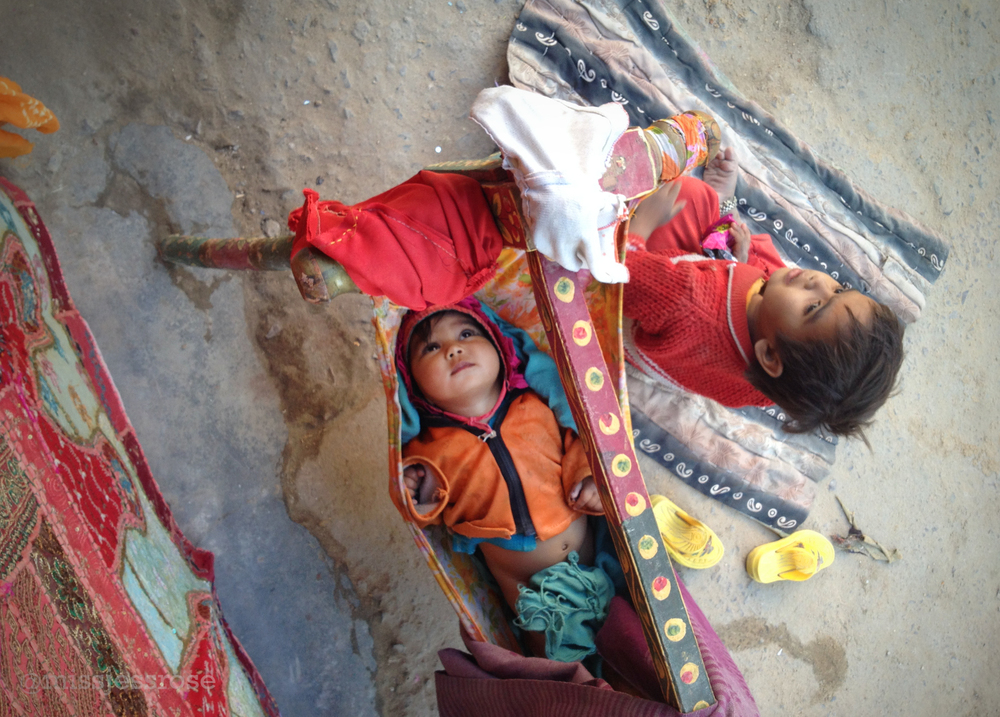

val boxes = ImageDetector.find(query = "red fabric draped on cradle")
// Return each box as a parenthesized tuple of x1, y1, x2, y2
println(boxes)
(288, 170, 504, 310)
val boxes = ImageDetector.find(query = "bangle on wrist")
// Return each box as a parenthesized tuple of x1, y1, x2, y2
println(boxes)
(719, 195, 738, 216)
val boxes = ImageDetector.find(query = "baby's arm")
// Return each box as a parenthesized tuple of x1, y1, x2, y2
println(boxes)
(628, 179, 688, 241)
(402, 463, 442, 513)
(561, 431, 605, 515)
(631, 175, 726, 256)
(569, 476, 604, 514)
(396, 457, 450, 527)
(730, 220, 752, 264)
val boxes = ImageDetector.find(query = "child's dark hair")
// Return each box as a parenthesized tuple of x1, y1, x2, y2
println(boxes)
(745, 301, 905, 442)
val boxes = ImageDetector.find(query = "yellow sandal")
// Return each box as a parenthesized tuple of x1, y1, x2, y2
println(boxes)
(745, 530, 835, 583)
(650, 494, 723, 569)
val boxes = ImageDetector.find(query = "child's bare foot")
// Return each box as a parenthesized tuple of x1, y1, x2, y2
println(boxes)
(703, 146, 738, 198)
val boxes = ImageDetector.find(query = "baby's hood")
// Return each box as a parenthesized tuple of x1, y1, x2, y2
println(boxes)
(395, 296, 529, 432)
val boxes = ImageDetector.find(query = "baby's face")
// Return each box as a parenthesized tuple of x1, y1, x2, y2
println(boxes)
(754, 268, 875, 344)
(409, 312, 502, 417)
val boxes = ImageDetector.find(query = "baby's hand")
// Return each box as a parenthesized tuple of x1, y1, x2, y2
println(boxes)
(403, 463, 440, 507)
(570, 476, 604, 514)
(730, 220, 751, 264)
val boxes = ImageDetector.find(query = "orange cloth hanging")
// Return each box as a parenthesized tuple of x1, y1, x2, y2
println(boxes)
(0, 77, 60, 158)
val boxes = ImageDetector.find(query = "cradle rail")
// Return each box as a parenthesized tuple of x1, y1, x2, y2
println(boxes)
(523, 249, 716, 710)
(155, 116, 719, 304)
(157, 234, 358, 304)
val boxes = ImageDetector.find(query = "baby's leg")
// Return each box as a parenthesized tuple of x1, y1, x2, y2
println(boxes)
(480, 516, 593, 656)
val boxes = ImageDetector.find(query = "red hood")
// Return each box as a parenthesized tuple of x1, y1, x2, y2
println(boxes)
(395, 296, 529, 433)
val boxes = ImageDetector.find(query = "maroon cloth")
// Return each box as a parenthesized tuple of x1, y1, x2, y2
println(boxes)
(440, 631, 606, 686)
(435, 577, 759, 717)
(287, 170, 503, 310)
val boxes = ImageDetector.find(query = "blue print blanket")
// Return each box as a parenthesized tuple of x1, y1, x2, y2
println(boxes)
(506, 0, 949, 532)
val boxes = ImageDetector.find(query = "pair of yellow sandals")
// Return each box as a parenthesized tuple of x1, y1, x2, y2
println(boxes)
(650, 495, 834, 582)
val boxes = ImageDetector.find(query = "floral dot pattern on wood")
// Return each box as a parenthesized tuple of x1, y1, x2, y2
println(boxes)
(598, 412, 620, 435)
(625, 491, 646, 516)
(554, 276, 575, 303)
(681, 663, 700, 685)
(664, 618, 687, 642)
(651, 575, 671, 600)
(638, 534, 658, 560)
(611, 454, 632, 478)
(571, 319, 592, 346)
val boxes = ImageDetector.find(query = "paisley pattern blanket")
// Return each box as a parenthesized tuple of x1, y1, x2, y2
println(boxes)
(0, 178, 278, 716)
(507, 0, 949, 531)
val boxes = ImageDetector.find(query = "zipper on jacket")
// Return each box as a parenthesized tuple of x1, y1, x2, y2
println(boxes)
(423, 388, 536, 538)
(480, 389, 536, 538)
(483, 422, 536, 537)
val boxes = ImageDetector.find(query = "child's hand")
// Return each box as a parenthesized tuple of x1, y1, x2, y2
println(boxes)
(403, 463, 440, 507)
(570, 477, 604, 514)
(730, 220, 751, 264)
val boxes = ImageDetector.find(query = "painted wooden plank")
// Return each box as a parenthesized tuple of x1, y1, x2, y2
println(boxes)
(527, 251, 715, 711)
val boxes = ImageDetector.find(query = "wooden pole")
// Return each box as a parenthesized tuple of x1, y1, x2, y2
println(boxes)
(156, 234, 358, 305)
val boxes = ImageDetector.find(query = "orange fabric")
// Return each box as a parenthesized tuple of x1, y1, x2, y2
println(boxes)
(397, 392, 595, 541)
(0, 77, 60, 158)
(663, 113, 712, 175)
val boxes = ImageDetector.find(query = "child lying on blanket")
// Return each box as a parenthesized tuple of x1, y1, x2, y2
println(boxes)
(623, 149, 905, 440)
(391, 297, 615, 661)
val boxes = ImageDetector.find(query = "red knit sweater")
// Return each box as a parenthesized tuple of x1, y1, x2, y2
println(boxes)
(622, 178, 787, 407)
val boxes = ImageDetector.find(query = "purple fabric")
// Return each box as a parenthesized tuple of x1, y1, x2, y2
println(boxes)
(593, 597, 663, 700)
(436, 674, 688, 717)
(435, 576, 759, 716)
(441, 632, 606, 686)
(677, 578, 760, 716)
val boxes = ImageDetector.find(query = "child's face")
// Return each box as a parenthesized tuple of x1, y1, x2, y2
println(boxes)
(754, 268, 876, 344)
(409, 312, 502, 417)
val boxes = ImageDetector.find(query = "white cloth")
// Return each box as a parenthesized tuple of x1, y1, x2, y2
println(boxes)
(470, 86, 630, 283)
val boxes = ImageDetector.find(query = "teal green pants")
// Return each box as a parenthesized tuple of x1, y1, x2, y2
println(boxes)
(513, 551, 615, 662)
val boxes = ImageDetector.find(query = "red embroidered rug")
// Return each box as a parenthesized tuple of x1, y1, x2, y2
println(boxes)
(0, 177, 280, 717)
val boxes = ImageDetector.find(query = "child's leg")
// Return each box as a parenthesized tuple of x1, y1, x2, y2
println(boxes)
(643, 176, 721, 255)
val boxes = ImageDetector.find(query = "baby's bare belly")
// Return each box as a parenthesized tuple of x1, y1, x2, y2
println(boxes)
(480, 515, 594, 612)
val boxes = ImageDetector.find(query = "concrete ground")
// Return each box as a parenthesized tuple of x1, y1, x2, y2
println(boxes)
(1, 0, 997, 715)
